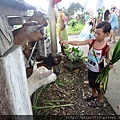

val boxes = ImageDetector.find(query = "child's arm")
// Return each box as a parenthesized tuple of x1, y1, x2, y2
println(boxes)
(105, 47, 114, 69)
(61, 39, 92, 46)
(105, 47, 110, 64)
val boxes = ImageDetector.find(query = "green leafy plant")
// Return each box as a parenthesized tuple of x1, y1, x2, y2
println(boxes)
(64, 47, 86, 71)
(64, 47, 84, 62)
(68, 20, 77, 28)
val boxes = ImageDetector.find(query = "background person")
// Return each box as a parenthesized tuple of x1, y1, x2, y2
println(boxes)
(104, 9, 110, 21)
(85, 13, 89, 23)
(78, 18, 96, 41)
(64, 15, 68, 32)
(108, 7, 119, 43)
(56, 8, 68, 54)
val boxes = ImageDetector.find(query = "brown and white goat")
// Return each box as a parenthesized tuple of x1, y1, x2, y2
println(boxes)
(13, 23, 44, 49)
(13, 21, 65, 78)
(28, 11, 48, 27)
(13, 22, 58, 96)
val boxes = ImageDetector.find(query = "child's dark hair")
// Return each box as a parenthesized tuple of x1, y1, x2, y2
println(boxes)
(96, 21, 111, 33)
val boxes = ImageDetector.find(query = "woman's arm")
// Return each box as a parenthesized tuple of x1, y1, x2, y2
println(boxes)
(109, 14, 114, 23)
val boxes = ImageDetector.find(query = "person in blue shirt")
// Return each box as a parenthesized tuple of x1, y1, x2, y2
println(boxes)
(108, 7, 119, 43)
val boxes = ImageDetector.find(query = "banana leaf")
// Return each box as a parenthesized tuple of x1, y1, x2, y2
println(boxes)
(96, 39, 120, 93)
(111, 39, 120, 61)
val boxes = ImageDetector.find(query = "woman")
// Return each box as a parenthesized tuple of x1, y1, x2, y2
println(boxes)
(104, 9, 110, 21)
(78, 18, 96, 41)
(56, 8, 68, 54)
(108, 7, 119, 43)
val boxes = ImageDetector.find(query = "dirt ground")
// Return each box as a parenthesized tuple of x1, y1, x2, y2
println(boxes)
(31, 59, 117, 119)
(30, 35, 120, 119)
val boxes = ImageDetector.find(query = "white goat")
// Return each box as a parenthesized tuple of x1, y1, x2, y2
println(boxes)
(27, 66, 56, 96)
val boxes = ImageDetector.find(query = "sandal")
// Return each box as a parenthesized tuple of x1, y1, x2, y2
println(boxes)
(84, 80, 89, 84)
(83, 94, 97, 101)
(88, 100, 103, 107)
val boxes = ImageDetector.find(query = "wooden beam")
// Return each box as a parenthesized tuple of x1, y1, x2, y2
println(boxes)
(7, 17, 24, 25)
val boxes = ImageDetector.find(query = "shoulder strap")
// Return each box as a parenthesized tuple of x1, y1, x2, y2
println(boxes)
(89, 39, 95, 50)
(89, 40, 109, 56)
(102, 43, 109, 56)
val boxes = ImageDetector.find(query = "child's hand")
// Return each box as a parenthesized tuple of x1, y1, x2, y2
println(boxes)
(105, 59, 114, 69)
(108, 63, 114, 69)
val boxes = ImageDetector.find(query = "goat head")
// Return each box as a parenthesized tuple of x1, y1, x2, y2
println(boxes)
(27, 66, 56, 96)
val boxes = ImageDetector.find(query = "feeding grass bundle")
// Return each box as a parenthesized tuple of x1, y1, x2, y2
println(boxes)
(95, 39, 120, 93)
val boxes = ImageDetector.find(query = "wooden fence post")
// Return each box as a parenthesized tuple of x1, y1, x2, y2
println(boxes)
(49, 0, 57, 53)
(0, 16, 33, 116)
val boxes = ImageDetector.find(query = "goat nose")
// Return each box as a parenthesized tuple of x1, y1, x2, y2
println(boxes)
(62, 55, 66, 59)
(44, 22, 48, 27)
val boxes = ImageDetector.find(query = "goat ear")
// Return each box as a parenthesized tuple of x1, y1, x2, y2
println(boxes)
(38, 11, 44, 15)
(26, 25, 43, 33)
(33, 62, 37, 71)
(33, 9, 37, 13)
(39, 70, 52, 80)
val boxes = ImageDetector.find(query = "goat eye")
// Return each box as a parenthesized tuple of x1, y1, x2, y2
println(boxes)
(34, 22, 39, 26)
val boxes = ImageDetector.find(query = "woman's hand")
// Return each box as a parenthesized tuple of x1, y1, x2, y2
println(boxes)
(60, 40, 69, 46)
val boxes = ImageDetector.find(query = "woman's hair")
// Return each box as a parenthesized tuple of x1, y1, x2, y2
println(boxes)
(104, 10, 110, 20)
(110, 7, 116, 12)
(89, 18, 96, 26)
(58, 8, 62, 11)
(89, 21, 93, 26)
(96, 21, 111, 33)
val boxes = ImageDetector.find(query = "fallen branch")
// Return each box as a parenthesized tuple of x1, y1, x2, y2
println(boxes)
(32, 104, 73, 110)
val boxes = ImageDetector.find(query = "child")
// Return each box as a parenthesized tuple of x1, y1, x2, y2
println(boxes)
(78, 18, 96, 41)
(61, 21, 113, 107)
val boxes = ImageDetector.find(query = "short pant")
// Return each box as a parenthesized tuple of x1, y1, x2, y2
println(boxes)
(112, 26, 117, 31)
(88, 69, 101, 93)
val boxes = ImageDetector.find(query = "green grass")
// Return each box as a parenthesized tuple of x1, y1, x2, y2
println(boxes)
(67, 24, 84, 35)
(46, 22, 84, 36)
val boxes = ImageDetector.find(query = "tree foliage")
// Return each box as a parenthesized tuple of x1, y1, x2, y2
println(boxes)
(62, 2, 84, 20)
